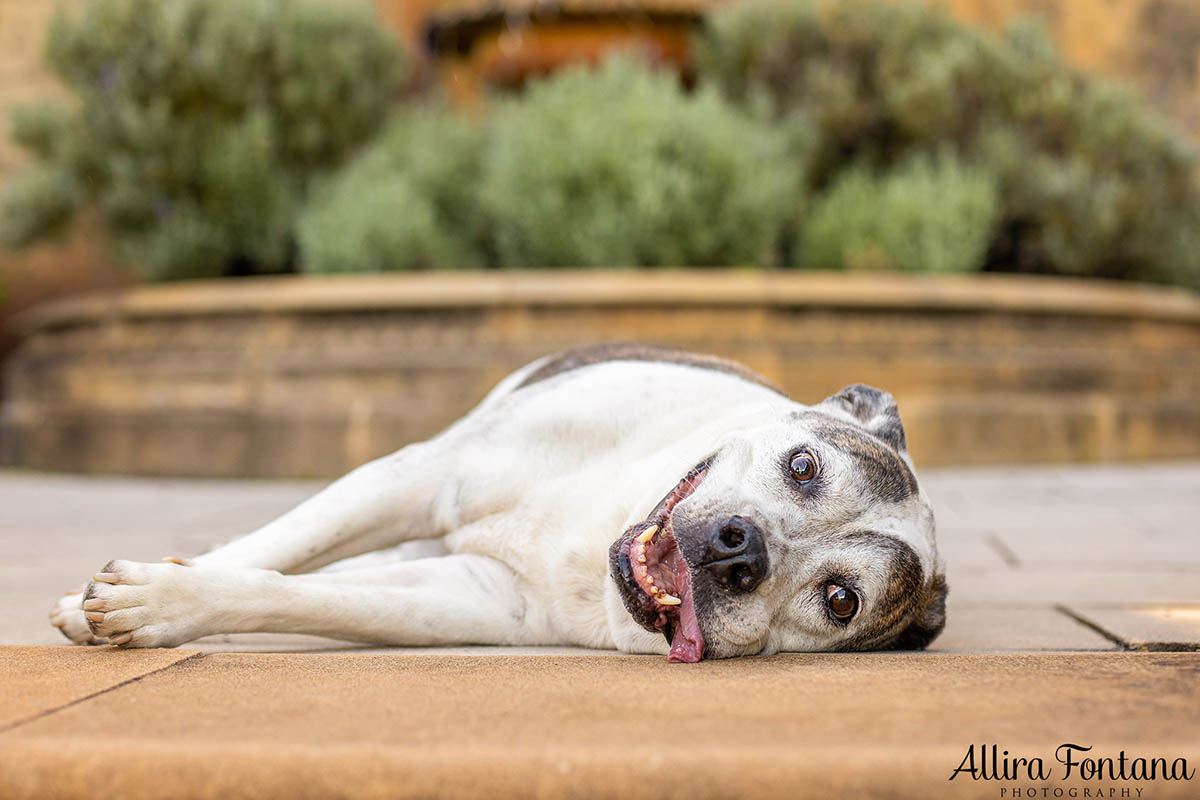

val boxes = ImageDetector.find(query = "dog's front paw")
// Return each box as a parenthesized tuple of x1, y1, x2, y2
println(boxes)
(49, 589, 107, 645)
(84, 560, 201, 648)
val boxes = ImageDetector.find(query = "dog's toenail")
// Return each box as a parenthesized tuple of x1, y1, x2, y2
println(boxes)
(93, 573, 119, 584)
(85, 611, 105, 622)
(109, 633, 133, 646)
(83, 599, 104, 611)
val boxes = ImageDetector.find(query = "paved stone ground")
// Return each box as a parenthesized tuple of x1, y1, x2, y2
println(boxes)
(2, 465, 1198, 798)
(4, 464, 1198, 652)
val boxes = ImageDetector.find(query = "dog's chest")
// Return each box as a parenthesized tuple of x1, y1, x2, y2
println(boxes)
(443, 495, 620, 646)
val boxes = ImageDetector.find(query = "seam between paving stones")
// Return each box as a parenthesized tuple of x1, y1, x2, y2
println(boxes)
(983, 532, 1021, 568)
(0, 652, 207, 735)
(1054, 605, 1200, 652)
(1054, 605, 1131, 649)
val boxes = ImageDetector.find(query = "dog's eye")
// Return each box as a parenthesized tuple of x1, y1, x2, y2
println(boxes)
(826, 584, 859, 621)
(789, 452, 818, 483)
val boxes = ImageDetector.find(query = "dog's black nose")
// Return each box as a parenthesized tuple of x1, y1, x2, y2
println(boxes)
(700, 515, 768, 593)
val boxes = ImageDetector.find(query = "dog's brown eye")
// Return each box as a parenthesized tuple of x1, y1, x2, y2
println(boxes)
(826, 584, 859, 620)
(789, 452, 818, 483)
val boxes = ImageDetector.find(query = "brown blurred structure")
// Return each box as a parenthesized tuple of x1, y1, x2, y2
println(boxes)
(4, 271, 1198, 477)
(423, 0, 715, 104)
(3, 0, 1200, 474)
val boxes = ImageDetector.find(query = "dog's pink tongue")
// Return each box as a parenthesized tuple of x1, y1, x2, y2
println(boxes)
(667, 573, 705, 663)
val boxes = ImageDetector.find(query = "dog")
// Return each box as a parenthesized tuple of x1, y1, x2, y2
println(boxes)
(49, 343, 946, 661)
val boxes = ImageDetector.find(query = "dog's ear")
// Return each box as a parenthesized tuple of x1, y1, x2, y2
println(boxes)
(820, 383, 907, 452)
(890, 573, 948, 650)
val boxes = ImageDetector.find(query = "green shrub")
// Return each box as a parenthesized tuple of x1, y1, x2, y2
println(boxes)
(481, 56, 805, 268)
(298, 107, 487, 272)
(696, 0, 1200, 287)
(800, 152, 999, 273)
(2, 0, 405, 281)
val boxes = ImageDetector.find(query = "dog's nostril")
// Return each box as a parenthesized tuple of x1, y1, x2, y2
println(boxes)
(719, 526, 746, 549)
(731, 564, 753, 590)
(703, 516, 769, 593)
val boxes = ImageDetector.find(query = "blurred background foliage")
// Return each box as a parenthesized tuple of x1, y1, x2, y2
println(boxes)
(698, 0, 1200, 286)
(477, 57, 799, 270)
(298, 104, 487, 274)
(3, 0, 1199, 287)
(1, 0, 405, 280)
(800, 151, 999, 274)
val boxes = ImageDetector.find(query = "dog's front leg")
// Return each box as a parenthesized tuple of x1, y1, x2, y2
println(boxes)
(82, 554, 552, 649)
(52, 440, 465, 644)
(193, 440, 463, 573)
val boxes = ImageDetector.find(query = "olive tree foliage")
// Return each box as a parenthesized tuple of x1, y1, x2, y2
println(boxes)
(695, 0, 1200, 286)
(2, 0, 406, 280)
(479, 57, 805, 269)
(802, 151, 999, 274)
(298, 106, 487, 273)
(298, 56, 807, 271)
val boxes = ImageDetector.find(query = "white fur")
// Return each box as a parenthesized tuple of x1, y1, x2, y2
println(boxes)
(52, 357, 938, 656)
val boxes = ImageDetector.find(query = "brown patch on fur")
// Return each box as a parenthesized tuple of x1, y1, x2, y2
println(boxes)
(808, 417, 917, 503)
(888, 573, 948, 651)
(516, 342, 783, 395)
(835, 533, 946, 652)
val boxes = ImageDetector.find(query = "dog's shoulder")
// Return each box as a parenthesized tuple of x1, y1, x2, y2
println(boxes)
(515, 343, 783, 395)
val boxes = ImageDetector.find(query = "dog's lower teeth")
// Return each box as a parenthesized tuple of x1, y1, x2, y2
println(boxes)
(658, 593, 682, 605)
(636, 526, 658, 544)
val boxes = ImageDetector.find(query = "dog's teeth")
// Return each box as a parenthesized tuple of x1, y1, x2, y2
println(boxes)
(637, 554, 646, 563)
(636, 526, 658, 544)
(658, 593, 682, 605)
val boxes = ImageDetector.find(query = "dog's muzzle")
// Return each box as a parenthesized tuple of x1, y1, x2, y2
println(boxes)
(608, 456, 713, 662)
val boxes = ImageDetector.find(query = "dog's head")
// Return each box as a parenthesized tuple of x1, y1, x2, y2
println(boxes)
(608, 384, 945, 661)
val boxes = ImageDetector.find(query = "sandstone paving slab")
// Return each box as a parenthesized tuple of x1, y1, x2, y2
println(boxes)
(1063, 606, 1200, 649)
(0, 472, 320, 566)
(945, 567, 1200, 607)
(925, 526, 1010, 569)
(6, 466, 1200, 656)
(980, 527, 1200, 569)
(0, 566, 97, 646)
(923, 467, 1200, 566)
(932, 504, 1199, 569)
(1, 652, 1197, 799)
(185, 634, 624, 656)
(932, 606, 1117, 651)
(0, 646, 199, 730)
(921, 462, 1200, 499)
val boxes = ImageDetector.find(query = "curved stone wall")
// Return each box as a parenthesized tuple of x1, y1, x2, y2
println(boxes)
(2, 271, 1198, 477)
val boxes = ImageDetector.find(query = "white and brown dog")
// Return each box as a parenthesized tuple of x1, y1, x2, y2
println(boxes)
(50, 344, 946, 661)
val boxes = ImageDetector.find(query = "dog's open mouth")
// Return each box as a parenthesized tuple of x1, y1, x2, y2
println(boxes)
(611, 457, 711, 663)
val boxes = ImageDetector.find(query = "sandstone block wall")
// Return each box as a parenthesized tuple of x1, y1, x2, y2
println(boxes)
(2, 272, 1197, 477)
